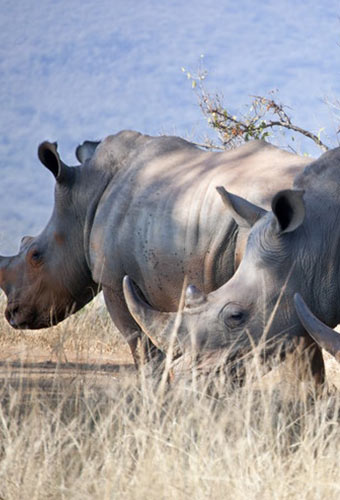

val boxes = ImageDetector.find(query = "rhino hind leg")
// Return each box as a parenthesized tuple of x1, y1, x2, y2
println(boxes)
(140, 335, 166, 365)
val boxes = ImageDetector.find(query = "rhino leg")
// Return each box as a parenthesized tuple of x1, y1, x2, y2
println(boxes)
(299, 335, 325, 386)
(307, 341, 325, 386)
(102, 286, 163, 367)
(284, 334, 325, 388)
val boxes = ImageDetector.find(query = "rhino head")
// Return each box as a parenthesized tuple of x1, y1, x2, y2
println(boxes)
(0, 141, 98, 329)
(123, 176, 340, 374)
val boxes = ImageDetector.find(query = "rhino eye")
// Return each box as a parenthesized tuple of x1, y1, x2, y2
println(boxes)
(221, 304, 246, 329)
(30, 249, 43, 266)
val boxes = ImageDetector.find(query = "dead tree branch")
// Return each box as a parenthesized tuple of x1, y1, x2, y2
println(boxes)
(182, 64, 330, 152)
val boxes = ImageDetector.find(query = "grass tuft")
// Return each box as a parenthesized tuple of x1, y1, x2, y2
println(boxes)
(0, 293, 339, 499)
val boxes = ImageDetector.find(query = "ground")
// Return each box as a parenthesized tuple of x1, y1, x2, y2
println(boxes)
(0, 292, 339, 392)
(0, 293, 137, 393)
(0, 294, 339, 500)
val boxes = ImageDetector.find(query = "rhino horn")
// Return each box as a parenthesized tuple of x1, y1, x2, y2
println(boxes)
(184, 284, 206, 308)
(38, 141, 74, 184)
(123, 276, 182, 356)
(294, 293, 340, 362)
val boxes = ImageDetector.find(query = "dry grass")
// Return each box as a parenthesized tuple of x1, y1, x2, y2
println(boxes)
(0, 293, 132, 365)
(0, 293, 339, 500)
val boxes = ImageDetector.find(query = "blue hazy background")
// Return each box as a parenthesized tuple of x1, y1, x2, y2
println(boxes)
(1, 0, 340, 254)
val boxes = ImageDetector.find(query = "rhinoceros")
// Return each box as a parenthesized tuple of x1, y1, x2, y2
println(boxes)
(294, 294, 340, 363)
(0, 131, 311, 366)
(123, 146, 340, 382)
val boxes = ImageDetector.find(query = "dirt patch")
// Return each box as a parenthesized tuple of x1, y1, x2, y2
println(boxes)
(0, 294, 138, 393)
(0, 342, 136, 398)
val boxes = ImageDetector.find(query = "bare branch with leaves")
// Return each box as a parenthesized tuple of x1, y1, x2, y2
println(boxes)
(182, 64, 329, 152)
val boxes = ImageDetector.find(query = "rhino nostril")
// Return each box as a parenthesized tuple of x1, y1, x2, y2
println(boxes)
(5, 305, 19, 321)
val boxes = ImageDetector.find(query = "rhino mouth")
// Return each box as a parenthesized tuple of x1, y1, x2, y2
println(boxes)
(6, 306, 36, 329)
(4, 304, 59, 330)
(6, 315, 58, 330)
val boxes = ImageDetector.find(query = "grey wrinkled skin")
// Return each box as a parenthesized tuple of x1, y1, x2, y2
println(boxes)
(124, 146, 340, 381)
(0, 131, 310, 366)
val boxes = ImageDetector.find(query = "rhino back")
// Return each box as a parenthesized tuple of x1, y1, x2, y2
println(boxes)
(88, 135, 311, 311)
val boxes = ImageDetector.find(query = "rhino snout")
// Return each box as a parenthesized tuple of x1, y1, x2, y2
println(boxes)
(5, 304, 21, 328)
(5, 302, 39, 329)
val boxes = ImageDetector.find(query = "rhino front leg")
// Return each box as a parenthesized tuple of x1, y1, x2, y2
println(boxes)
(102, 286, 163, 367)
(284, 334, 325, 388)
(303, 338, 325, 386)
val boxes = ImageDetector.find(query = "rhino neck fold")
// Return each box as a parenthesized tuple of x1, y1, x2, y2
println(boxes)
(82, 174, 112, 277)
(0, 256, 12, 292)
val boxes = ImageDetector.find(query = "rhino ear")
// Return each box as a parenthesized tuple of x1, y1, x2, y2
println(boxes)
(271, 189, 305, 234)
(75, 140, 100, 164)
(216, 186, 267, 228)
(38, 141, 74, 184)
